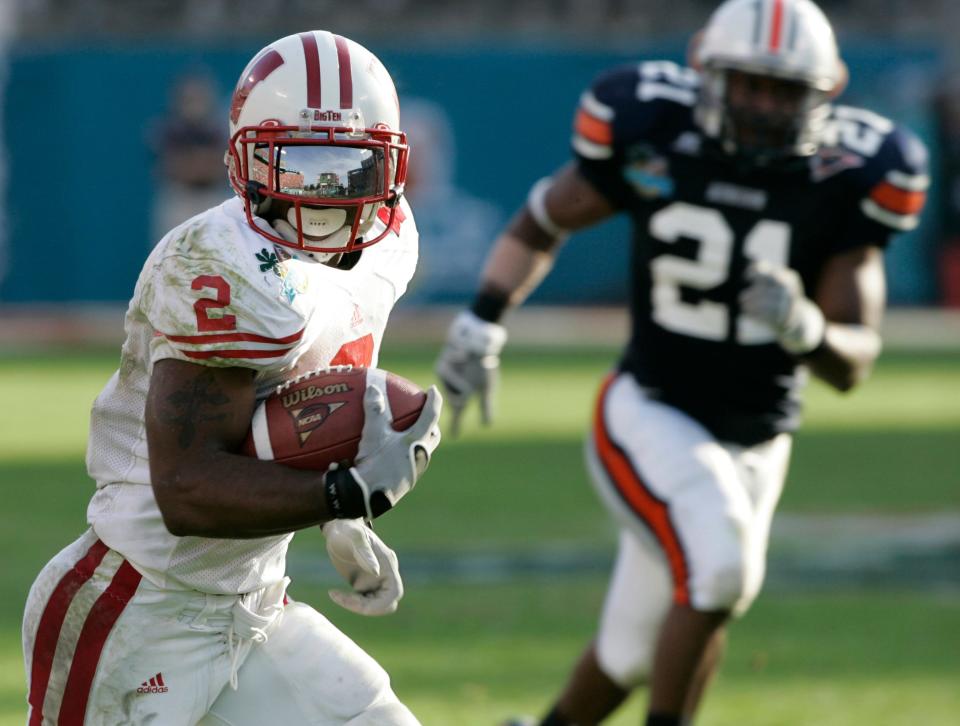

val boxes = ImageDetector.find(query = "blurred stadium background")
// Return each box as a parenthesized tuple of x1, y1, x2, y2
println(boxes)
(0, 1, 957, 724)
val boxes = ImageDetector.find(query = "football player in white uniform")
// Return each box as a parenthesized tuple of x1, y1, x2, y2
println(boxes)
(436, 1, 927, 725)
(23, 31, 441, 725)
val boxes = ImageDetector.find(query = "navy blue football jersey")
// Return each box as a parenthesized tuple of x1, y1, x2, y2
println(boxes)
(572, 61, 929, 445)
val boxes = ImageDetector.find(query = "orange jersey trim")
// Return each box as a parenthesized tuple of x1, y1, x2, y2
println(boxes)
(575, 109, 613, 146)
(592, 375, 691, 605)
(870, 182, 926, 216)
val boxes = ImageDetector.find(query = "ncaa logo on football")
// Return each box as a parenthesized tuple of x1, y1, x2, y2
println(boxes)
(282, 383, 351, 445)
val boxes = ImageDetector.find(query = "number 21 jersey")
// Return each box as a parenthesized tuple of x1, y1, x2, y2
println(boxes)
(573, 61, 928, 445)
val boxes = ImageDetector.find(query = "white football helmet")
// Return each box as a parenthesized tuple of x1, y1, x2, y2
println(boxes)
(694, 0, 845, 159)
(226, 31, 408, 256)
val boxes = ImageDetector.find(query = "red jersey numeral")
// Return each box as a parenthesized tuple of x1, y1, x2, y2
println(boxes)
(330, 334, 374, 367)
(192, 275, 237, 332)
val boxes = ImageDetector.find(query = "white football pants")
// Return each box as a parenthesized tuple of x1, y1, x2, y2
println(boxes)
(23, 529, 419, 725)
(586, 372, 791, 687)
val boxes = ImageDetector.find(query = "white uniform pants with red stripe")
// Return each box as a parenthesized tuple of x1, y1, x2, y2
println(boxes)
(586, 372, 791, 687)
(22, 529, 419, 725)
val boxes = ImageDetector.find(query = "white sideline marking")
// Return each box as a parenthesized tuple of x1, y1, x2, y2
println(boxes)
(290, 513, 960, 591)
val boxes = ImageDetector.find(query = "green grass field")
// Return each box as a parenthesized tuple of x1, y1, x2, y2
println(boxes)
(1, 345, 958, 725)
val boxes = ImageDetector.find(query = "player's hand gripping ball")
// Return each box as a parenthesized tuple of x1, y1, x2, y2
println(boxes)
(244, 366, 442, 519)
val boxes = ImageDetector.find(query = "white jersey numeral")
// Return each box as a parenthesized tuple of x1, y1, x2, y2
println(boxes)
(651, 204, 731, 341)
(822, 106, 893, 158)
(649, 202, 792, 344)
(636, 61, 698, 107)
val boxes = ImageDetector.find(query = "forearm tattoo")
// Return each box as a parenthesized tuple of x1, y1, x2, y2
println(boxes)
(162, 369, 230, 449)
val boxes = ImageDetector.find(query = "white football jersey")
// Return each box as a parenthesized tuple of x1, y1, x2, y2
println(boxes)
(86, 197, 418, 594)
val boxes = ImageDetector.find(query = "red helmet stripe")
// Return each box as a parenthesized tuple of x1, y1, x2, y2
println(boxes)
(768, 0, 785, 52)
(230, 49, 284, 125)
(299, 31, 322, 108)
(334, 35, 354, 109)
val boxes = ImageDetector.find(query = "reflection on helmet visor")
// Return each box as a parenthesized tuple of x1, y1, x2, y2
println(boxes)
(251, 144, 385, 200)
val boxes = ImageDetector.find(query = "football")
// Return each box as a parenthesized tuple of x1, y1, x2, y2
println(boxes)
(242, 366, 427, 470)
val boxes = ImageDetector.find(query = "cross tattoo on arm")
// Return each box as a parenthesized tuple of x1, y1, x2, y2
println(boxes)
(161, 369, 230, 450)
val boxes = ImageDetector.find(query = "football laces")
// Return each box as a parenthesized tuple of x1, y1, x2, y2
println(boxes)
(276, 364, 355, 393)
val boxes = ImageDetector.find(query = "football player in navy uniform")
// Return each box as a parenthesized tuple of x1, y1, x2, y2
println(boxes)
(434, 1, 928, 724)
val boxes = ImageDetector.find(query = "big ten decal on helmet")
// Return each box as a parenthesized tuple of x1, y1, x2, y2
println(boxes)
(226, 31, 409, 257)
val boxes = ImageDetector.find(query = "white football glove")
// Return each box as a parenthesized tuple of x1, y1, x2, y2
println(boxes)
(739, 262, 826, 355)
(324, 371, 442, 520)
(322, 518, 403, 616)
(435, 310, 508, 436)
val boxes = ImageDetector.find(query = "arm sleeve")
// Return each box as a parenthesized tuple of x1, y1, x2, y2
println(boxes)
(142, 252, 307, 371)
(838, 125, 930, 251)
(571, 65, 644, 210)
(572, 62, 697, 211)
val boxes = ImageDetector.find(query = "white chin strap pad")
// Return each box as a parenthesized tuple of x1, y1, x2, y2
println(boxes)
(289, 206, 347, 238)
(269, 219, 347, 262)
(270, 203, 383, 257)
(270, 206, 354, 257)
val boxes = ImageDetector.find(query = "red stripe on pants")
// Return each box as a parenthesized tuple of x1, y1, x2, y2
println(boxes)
(592, 375, 691, 605)
(58, 560, 143, 724)
(28, 540, 109, 725)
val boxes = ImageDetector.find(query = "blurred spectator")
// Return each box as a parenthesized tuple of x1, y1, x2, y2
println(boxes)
(400, 98, 505, 303)
(148, 71, 229, 246)
(932, 73, 960, 306)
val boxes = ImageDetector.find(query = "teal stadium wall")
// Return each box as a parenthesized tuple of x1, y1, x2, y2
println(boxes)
(0, 40, 940, 306)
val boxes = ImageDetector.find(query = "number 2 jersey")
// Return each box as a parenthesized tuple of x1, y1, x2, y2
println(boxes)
(572, 61, 929, 445)
(85, 196, 418, 594)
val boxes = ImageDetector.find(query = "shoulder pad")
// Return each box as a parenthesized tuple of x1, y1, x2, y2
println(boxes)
(145, 219, 308, 369)
(356, 198, 419, 300)
(825, 107, 930, 233)
(572, 61, 699, 161)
